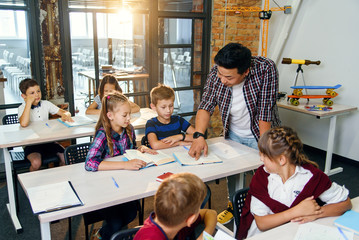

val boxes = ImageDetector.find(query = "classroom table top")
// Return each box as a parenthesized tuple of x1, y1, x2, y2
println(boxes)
(0, 108, 156, 149)
(18, 137, 262, 224)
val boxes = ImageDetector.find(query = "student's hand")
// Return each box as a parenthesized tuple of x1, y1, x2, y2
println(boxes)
(161, 135, 182, 145)
(126, 159, 147, 170)
(188, 137, 208, 160)
(61, 112, 74, 122)
(25, 95, 36, 106)
(138, 145, 158, 155)
(293, 196, 322, 217)
(291, 214, 319, 224)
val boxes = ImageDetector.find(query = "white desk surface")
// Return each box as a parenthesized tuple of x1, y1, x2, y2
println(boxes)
(277, 99, 357, 118)
(18, 137, 262, 224)
(0, 108, 156, 149)
(247, 197, 359, 240)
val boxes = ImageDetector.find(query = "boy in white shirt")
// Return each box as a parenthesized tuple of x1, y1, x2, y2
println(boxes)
(18, 78, 73, 171)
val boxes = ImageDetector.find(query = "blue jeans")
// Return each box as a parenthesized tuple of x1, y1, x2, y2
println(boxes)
(227, 130, 258, 201)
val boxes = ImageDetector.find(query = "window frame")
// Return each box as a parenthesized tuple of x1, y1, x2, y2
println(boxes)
(60, 0, 212, 117)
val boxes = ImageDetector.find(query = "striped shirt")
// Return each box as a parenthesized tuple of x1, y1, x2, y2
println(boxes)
(85, 126, 136, 171)
(145, 115, 191, 140)
(198, 56, 281, 140)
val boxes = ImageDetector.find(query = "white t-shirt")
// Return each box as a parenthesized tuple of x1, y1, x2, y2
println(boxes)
(229, 82, 253, 138)
(247, 166, 349, 237)
(18, 100, 60, 122)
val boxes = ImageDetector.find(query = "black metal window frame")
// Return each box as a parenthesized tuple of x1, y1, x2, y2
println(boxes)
(60, 0, 211, 117)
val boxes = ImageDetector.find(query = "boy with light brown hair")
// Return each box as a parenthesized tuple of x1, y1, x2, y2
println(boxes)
(145, 84, 195, 149)
(134, 172, 217, 240)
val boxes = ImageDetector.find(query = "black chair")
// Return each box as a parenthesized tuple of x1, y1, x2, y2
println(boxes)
(201, 183, 212, 209)
(110, 227, 140, 240)
(232, 187, 250, 236)
(64, 143, 144, 240)
(2, 114, 59, 213)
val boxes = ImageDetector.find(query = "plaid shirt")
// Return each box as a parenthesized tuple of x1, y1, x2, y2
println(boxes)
(85, 126, 136, 171)
(198, 56, 280, 140)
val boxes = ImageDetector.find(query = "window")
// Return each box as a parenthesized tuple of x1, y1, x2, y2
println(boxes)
(61, 0, 211, 118)
(0, 1, 33, 109)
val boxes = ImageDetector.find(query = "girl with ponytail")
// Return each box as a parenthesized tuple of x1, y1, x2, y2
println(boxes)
(84, 92, 156, 240)
(237, 126, 351, 239)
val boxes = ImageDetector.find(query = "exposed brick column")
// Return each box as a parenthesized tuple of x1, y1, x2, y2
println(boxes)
(207, 0, 261, 138)
(39, 0, 66, 105)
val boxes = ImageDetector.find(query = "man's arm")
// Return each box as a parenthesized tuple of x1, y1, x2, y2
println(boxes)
(258, 120, 271, 137)
(188, 109, 210, 159)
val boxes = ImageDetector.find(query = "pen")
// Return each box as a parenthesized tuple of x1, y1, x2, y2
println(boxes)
(337, 227, 349, 240)
(45, 123, 51, 128)
(183, 146, 189, 150)
(112, 177, 119, 188)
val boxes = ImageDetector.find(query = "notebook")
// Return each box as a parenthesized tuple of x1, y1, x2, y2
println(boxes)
(173, 151, 223, 166)
(156, 172, 174, 182)
(124, 149, 175, 168)
(26, 181, 84, 214)
(334, 210, 359, 235)
(57, 115, 96, 128)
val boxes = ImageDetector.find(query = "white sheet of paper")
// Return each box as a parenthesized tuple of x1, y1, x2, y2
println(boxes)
(208, 142, 246, 158)
(214, 229, 236, 240)
(26, 181, 83, 214)
(1, 129, 39, 143)
(60, 115, 96, 127)
(294, 222, 353, 240)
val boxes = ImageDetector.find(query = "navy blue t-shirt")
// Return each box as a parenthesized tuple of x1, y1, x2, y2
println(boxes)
(145, 115, 191, 140)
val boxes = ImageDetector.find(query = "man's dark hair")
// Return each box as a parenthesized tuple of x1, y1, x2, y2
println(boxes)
(19, 78, 39, 94)
(214, 43, 252, 74)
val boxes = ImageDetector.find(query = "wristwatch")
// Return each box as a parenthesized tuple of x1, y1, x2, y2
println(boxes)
(193, 131, 206, 139)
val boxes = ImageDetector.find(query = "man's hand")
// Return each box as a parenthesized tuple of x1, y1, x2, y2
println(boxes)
(188, 137, 207, 160)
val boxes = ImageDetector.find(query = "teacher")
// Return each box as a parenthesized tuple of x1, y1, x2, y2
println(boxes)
(188, 43, 281, 224)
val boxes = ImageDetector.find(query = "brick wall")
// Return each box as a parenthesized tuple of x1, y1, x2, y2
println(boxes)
(207, 0, 262, 138)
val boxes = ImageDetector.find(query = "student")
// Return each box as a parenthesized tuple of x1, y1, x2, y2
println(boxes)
(134, 172, 217, 240)
(85, 91, 156, 240)
(237, 126, 352, 239)
(18, 78, 73, 171)
(86, 74, 140, 115)
(145, 84, 195, 149)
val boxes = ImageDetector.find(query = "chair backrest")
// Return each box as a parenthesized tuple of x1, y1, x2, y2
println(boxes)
(232, 187, 249, 232)
(2, 114, 19, 125)
(110, 227, 140, 240)
(64, 142, 91, 165)
(201, 184, 211, 209)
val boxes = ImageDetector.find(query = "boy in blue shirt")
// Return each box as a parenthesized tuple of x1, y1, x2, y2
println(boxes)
(18, 78, 73, 171)
(145, 84, 195, 149)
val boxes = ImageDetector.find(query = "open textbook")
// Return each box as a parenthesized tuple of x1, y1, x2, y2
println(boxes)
(173, 151, 223, 166)
(26, 181, 83, 214)
(124, 149, 174, 168)
(57, 115, 96, 128)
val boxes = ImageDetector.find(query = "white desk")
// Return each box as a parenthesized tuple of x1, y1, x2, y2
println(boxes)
(247, 197, 359, 240)
(277, 99, 357, 176)
(0, 108, 156, 233)
(18, 137, 262, 240)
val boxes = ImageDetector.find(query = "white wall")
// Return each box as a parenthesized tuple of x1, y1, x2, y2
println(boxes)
(267, 0, 359, 161)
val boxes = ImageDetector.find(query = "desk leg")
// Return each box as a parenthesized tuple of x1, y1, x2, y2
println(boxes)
(3, 148, 22, 233)
(40, 222, 51, 240)
(324, 116, 343, 176)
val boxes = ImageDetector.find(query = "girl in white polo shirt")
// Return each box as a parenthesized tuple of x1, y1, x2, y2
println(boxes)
(237, 126, 352, 239)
